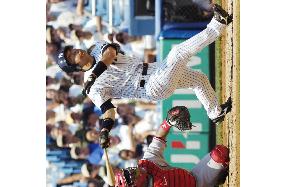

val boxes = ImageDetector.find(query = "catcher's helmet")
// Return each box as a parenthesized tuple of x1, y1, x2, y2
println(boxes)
(56, 46, 82, 73)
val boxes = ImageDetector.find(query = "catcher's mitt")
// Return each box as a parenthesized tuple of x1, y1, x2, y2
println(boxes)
(101, 42, 121, 55)
(166, 106, 193, 131)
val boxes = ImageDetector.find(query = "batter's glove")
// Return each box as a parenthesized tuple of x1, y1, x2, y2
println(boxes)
(101, 43, 123, 55)
(99, 129, 110, 148)
(166, 106, 193, 131)
(82, 73, 97, 96)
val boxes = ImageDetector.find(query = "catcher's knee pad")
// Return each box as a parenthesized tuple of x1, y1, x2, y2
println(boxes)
(210, 145, 229, 168)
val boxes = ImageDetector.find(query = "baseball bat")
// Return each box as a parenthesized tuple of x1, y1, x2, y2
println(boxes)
(104, 148, 115, 186)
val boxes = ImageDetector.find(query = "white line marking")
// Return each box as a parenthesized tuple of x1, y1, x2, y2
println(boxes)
(171, 155, 200, 164)
(186, 141, 201, 149)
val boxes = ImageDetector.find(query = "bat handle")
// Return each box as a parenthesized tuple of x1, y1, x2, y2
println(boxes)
(104, 148, 115, 186)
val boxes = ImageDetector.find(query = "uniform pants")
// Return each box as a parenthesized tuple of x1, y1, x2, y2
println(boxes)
(145, 18, 225, 119)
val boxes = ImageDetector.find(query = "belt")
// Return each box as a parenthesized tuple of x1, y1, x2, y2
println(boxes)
(140, 63, 148, 87)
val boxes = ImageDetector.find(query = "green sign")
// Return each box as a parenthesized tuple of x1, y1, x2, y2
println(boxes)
(158, 39, 211, 170)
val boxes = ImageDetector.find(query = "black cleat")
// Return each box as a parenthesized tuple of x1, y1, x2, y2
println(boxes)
(213, 4, 233, 25)
(212, 97, 232, 124)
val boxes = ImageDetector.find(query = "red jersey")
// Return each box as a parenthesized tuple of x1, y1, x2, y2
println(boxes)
(139, 159, 196, 187)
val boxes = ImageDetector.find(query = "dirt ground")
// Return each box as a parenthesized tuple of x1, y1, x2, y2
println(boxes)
(215, 0, 240, 186)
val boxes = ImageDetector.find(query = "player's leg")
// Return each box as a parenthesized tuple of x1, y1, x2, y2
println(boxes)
(145, 8, 229, 100)
(177, 67, 221, 120)
(166, 18, 225, 65)
(145, 18, 225, 98)
(167, 4, 232, 64)
(191, 145, 229, 187)
(162, 3, 233, 72)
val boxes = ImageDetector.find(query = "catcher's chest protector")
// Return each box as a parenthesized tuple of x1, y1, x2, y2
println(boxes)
(139, 160, 196, 187)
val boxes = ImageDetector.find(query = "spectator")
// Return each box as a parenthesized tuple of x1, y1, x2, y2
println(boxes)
(118, 149, 136, 161)
(85, 129, 121, 148)
(56, 133, 81, 148)
(113, 32, 133, 56)
(68, 84, 84, 108)
(116, 103, 135, 125)
(50, 125, 71, 140)
(46, 110, 56, 125)
(85, 129, 100, 143)
(117, 123, 143, 168)
(87, 179, 104, 187)
(82, 106, 100, 130)
(81, 163, 101, 179)
(47, 0, 86, 27)
(46, 42, 61, 63)
(72, 29, 97, 50)
(70, 143, 104, 165)
(114, 31, 145, 59)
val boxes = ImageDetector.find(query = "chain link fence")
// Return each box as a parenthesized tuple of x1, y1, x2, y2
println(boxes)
(162, 0, 213, 23)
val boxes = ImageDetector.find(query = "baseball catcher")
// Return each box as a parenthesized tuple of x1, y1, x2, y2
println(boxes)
(115, 106, 229, 187)
(56, 4, 232, 148)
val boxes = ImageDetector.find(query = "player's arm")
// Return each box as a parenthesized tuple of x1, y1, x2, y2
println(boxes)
(99, 99, 116, 148)
(82, 44, 119, 95)
(141, 118, 170, 164)
(76, 0, 84, 16)
(56, 173, 82, 186)
(143, 106, 192, 165)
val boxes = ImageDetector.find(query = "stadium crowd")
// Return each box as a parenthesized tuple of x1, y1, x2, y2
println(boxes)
(46, 0, 158, 186)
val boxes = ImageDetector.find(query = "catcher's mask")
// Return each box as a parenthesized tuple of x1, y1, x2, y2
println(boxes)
(115, 167, 148, 187)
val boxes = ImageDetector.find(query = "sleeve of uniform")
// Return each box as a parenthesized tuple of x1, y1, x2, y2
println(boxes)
(142, 137, 168, 167)
(88, 87, 112, 109)
(87, 40, 108, 63)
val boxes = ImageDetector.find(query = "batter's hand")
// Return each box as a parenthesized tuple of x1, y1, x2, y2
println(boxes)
(99, 129, 110, 148)
(166, 106, 193, 131)
(82, 73, 97, 96)
(101, 43, 122, 55)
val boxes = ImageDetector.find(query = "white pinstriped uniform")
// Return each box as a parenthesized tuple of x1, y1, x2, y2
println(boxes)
(85, 18, 225, 120)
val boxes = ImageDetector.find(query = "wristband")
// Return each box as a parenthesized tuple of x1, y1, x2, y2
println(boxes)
(92, 61, 107, 78)
(161, 120, 171, 132)
(100, 99, 115, 114)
